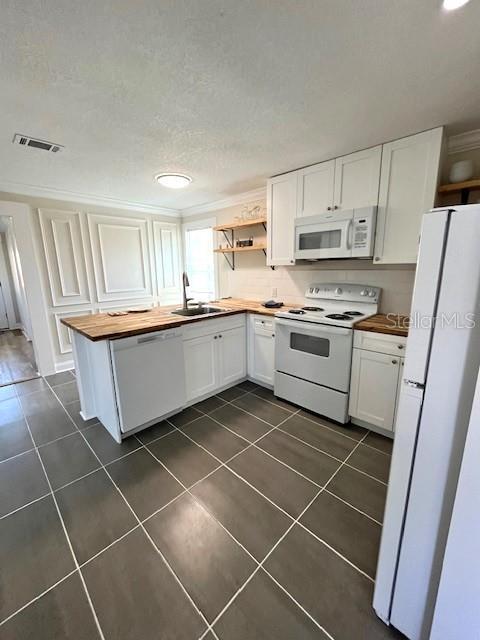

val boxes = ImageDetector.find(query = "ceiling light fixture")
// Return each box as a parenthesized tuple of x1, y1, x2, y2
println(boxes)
(442, 0, 470, 10)
(155, 173, 192, 188)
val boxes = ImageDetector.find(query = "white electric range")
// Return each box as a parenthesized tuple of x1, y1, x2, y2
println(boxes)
(274, 283, 381, 423)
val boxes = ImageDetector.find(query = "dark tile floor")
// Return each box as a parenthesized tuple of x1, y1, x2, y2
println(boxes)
(0, 329, 39, 385)
(0, 374, 401, 639)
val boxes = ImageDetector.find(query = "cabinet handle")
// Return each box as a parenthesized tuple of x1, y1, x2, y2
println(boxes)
(272, 333, 275, 337)
(333, 205, 339, 210)
(218, 334, 222, 338)
(374, 257, 380, 262)
(327, 206, 332, 211)
(392, 359, 398, 364)
(397, 345, 404, 350)
(214, 335, 218, 340)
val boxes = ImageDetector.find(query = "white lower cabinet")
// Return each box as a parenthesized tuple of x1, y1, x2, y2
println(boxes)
(349, 330, 407, 435)
(247, 315, 275, 387)
(183, 315, 247, 402)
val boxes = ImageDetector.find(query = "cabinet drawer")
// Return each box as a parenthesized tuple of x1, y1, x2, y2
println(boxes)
(354, 330, 407, 356)
(182, 314, 246, 341)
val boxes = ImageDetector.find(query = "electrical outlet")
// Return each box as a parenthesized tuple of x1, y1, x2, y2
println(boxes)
(272, 287, 277, 298)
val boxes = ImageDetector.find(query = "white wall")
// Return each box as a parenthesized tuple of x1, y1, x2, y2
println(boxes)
(187, 199, 416, 314)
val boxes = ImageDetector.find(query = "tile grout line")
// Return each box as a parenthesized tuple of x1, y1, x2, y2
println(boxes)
(7, 385, 106, 640)
(323, 488, 383, 526)
(44, 380, 214, 638)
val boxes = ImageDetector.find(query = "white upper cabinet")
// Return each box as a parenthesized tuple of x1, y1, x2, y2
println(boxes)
(374, 127, 443, 264)
(333, 145, 382, 211)
(296, 160, 335, 217)
(267, 171, 297, 266)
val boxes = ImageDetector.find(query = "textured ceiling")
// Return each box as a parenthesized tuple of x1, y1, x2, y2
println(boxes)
(1, 0, 480, 211)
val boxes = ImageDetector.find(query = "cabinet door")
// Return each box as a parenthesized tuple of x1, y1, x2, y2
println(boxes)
(251, 323, 275, 386)
(219, 326, 247, 387)
(267, 172, 297, 266)
(392, 357, 405, 431)
(184, 334, 218, 401)
(296, 160, 335, 217)
(349, 348, 400, 431)
(333, 145, 381, 211)
(374, 127, 443, 264)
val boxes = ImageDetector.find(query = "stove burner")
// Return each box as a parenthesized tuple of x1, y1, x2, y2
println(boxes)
(344, 311, 363, 316)
(301, 306, 324, 312)
(289, 309, 306, 315)
(325, 313, 352, 321)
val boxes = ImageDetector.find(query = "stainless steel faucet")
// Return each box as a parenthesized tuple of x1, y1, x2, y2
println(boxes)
(182, 272, 193, 310)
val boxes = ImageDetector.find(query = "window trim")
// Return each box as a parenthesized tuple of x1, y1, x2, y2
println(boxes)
(181, 217, 218, 301)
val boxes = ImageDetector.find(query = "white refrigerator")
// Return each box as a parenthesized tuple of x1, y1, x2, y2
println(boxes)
(373, 205, 480, 640)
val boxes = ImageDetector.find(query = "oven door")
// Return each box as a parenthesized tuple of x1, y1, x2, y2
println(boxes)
(294, 213, 353, 260)
(275, 318, 353, 392)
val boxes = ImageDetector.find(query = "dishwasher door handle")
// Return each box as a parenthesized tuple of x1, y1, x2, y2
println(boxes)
(137, 331, 178, 344)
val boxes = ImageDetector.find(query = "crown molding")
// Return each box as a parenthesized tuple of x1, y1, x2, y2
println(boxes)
(0, 180, 180, 217)
(181, 186, 266, 217)
(448, 129, 480, 155)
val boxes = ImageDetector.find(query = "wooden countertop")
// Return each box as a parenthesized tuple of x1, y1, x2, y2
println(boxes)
(354, 313, 409, 337)
(60, 298, 300, 341)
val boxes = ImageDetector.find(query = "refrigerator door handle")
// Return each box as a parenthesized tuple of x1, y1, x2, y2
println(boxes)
(404, 379, 425, 389)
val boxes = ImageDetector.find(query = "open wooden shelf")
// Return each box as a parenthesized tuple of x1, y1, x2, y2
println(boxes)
(438, 178, 480, 194)
(214, 217, 267, 231)
(214, 244, 267, 254)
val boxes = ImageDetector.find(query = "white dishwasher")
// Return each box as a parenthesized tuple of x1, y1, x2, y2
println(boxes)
(110, 328, 186, 434)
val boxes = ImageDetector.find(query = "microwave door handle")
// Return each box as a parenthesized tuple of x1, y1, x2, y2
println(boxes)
(346, 219, 353, 251)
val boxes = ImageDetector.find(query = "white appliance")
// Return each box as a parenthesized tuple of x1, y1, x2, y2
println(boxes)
(373, 205, 480, 640)
(294, 206, 377, 260)
(274, 283, 380, 423)
(110, 328, 186, 433)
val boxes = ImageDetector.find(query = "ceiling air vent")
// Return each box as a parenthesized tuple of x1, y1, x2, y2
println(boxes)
(12, 133, 64, 153)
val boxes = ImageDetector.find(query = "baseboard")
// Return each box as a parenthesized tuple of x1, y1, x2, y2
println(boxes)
(351, 417, 394, 439)
(55, 360, 75, 373)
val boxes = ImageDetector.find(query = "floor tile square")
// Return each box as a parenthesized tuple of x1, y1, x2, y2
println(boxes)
(279, 413, 358, 461)
(233, 393, 291, 426)
(19, 390, 76, 445)
(214, 569, 328, 640)
(0, 450, 49, 517)
(38, 432, 99, 490)
(0, 572, 100, 639)
(217, 385, 248, 402)
(182, 415, 248, 461)
(364, 431, 394, 454)
(300, 491, 382, 578)
(299, 409, 368, 441)
(192, 467, 291, 561)
(236, 380, 259, 392)
(108, 448, 183, 520)
(82, 423, 141, 464)
(135, 420, 175, 444)
(147, 430, 220, 487)
(251, 386, 297, 412)
(168, 406, 203, 427)
(0, 496, 75, 621)
(264, 525, 398, 640)
(146, 493, 256, 622)
(194, 394, 226, 414)
(83, 527, 206, 640)
(0, 384, 17, 402)
(54, 381, 79, 406)
(45, 371, 75, 387)
(56, 469, 137, 564)
(210, 403, 272, 442)
(0, 398, 33, 461)
(257, 429, 340, 486)
(228, 446, 318, 518)
(328, 465, 388, 522)
(348, 444, 391, 483)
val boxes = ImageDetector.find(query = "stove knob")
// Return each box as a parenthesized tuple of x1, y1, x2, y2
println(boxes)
(309, 287, 314, 293)
(314, 287, 320, 293)
(368, 290, 376, 297)
(360, 289, 368, 296)
(335, 287, 343, 295)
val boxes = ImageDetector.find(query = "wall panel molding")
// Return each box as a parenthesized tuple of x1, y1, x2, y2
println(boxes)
(39, 208, 91, 307)
(53, 309, 92, 354)
(153, 221, 182, 302)
(88, 213, 153, 302)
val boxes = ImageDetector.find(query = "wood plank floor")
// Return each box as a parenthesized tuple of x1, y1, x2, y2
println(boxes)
(0, 329, 38, 386)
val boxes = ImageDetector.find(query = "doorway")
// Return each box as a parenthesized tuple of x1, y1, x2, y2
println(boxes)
(0, 215, 38, 385)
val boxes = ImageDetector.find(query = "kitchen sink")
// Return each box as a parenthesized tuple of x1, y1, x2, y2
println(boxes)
(171, 306, 225, 317)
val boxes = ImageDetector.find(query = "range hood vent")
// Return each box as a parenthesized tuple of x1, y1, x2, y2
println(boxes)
(12, 133, 63, 153)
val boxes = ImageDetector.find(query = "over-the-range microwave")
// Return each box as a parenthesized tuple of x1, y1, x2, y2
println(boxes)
(294, 206, 377, 260)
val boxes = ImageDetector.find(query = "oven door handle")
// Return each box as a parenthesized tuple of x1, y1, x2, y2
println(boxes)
(275, 318, 352, 336)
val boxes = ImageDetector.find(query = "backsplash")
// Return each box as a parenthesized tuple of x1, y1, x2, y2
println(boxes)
(220, 262, 416, 314)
